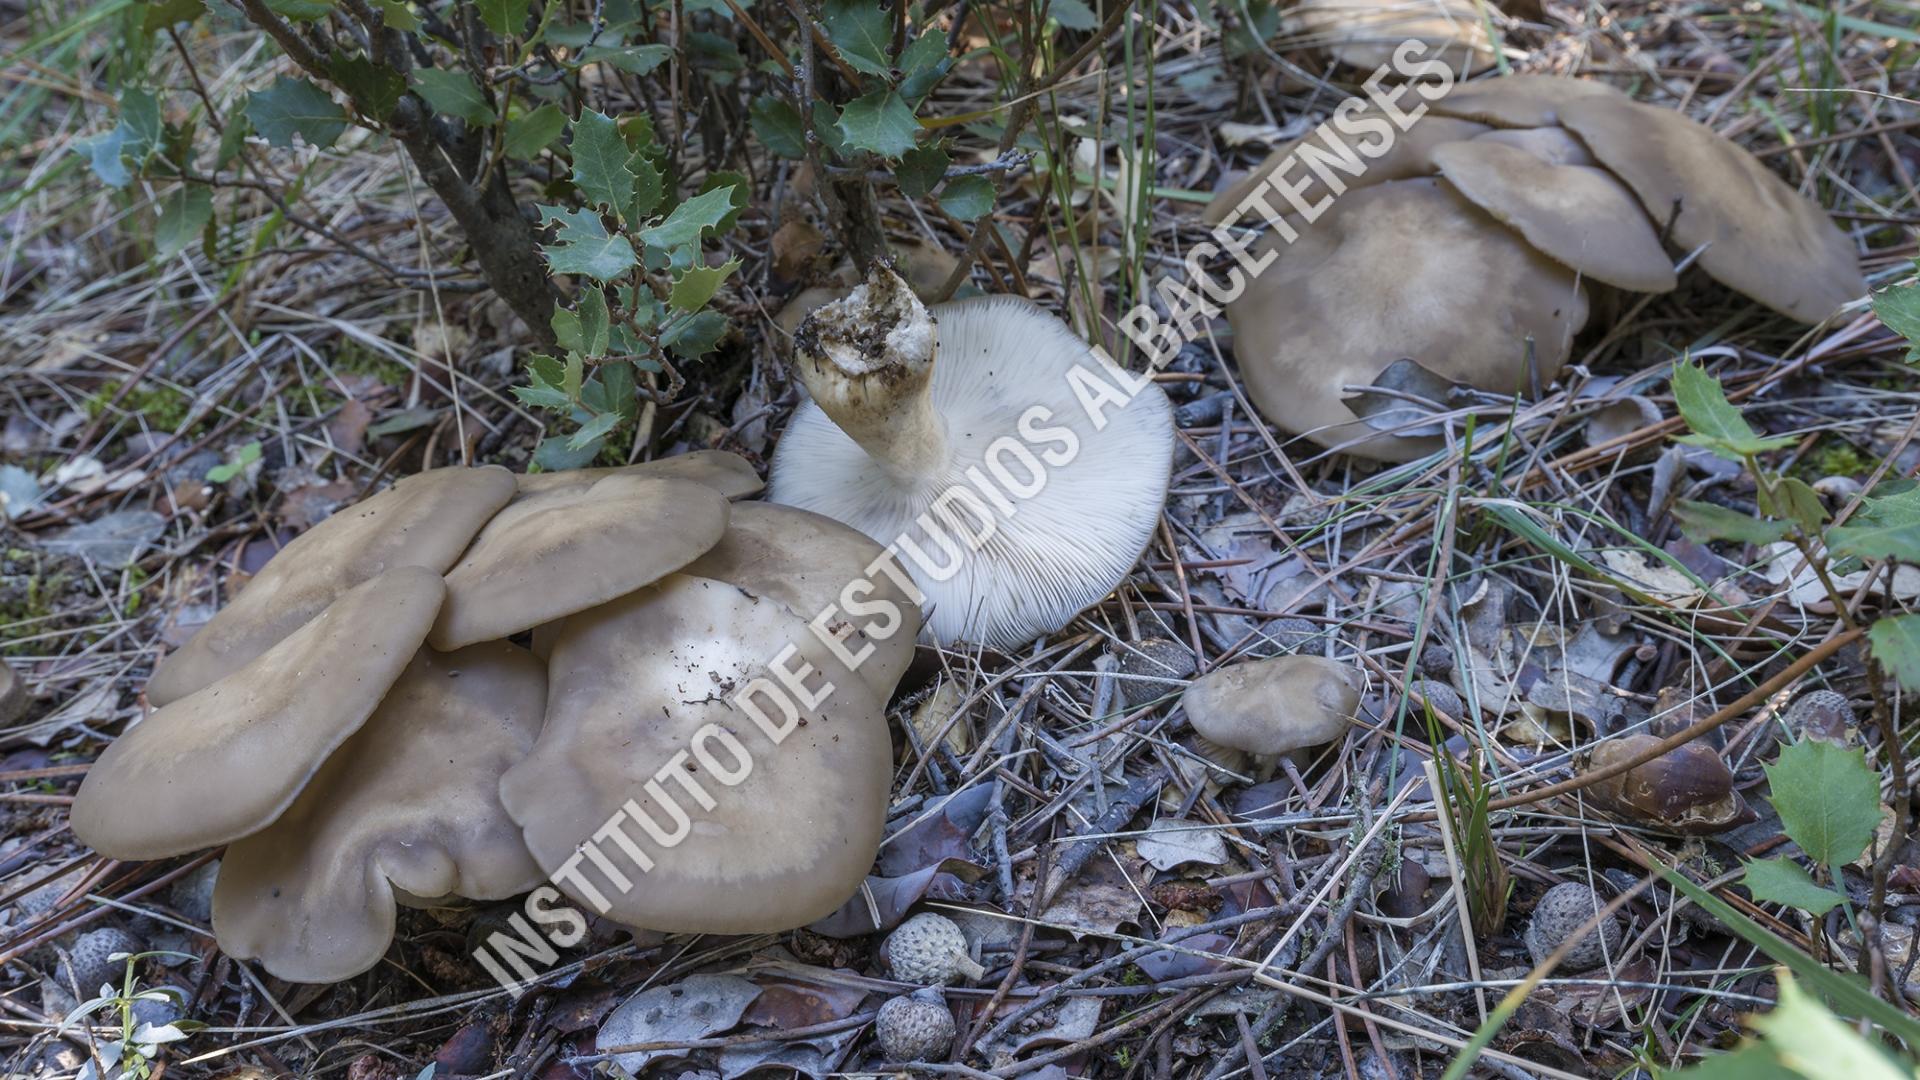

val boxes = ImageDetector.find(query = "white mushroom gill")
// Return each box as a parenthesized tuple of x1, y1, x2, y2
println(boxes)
(770, 268, 1175, 652)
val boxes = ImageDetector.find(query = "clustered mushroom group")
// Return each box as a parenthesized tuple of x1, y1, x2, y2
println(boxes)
(70, 452, 928, 982)
(1210, 74, 1866, 460)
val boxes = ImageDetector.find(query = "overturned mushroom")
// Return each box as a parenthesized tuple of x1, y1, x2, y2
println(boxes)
(72, 567, 447, 860)
(769, 266, 1174, 650)
(1583, 734, 1754, 834)
(147, 466, 515, 704)
(1181, 655, 1364, 764)
(212, 641, 547, 983)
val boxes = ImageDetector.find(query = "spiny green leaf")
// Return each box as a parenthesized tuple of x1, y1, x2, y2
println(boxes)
(75, 128, 132, 187)
(895, 142, 948, 199)
(897, 31, 952, 101)
(670, 258, 741, 312)
(696, 172, 749, 233)
(811, 100, 849, 156)
(567, 408, 623, 451)
(1869, 614, 1920, 693)
(640, 186, 738, 250)
(1870, 263, 1920, 364)
(1749, 970, 1913, 1080)
(411, 69, 494, 126)
(155, 186, 213, 259)
(569, 109, 635, 214)
(663, 309, 728, 358)
(504, 103, 566, 159)
(539, 206, 637, 281)
(376, 0, 420, 30)
(214, 106, 250, 169)
(1047, 0, 1098, 30)
(1765, 739, 1882, 867)
(1741, 857, 1847, 916)
(475, 0, 530, 36)
(1672, 501, 1792, 546)
(578, 44, 673, 75)
(118, 88, 162, 160)
(820, 0, 892, 76)
(1828, 486, 1920, 564)
(627, 155, 664, 220)
(938, 174, 995, 220)
(749, 96, 807, 159)
(246, 76, 348, 148)
(1755, 476, 1827, 537)
(1670, 360, 1796, 460)
(534, 433, 600, 470)
(837, 90, 918, 159)
(329, 54, 406, 119)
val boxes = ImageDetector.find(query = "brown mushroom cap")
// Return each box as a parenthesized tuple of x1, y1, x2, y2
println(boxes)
(1224, 178, 1589, 460)
(500, 573, 894, 933)
(512, 449, 764, 500)
(1557, 96, 1865, 322)
(682, 502, 921, 701)
(1205, 112, 1489, 227)
(1470, 126, 1595, 167)
(1287, 0, 1497, 75)
(1426, 73, 1628, 128)
(428, 474, 730, 650)
(147, 467, 515, 705)
(1585, 734, 1753, 834)
(71, 567, 446, 860)
(211, 641, 546, 984)
(1431, 141, 1677, 292)
(1182, 655, 1364, 755)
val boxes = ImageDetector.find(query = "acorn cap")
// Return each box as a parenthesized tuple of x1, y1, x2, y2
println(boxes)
(146, 467, 514, 705)
(72, 567, 446, 860)
(1557, 96, 1865, 322)
(211, 641, 547, 983)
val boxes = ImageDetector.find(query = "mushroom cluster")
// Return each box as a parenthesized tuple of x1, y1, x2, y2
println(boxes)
(770, 265, 1175, 651)
(1208, 75, 1866, 461)
(70, 450, 922, 982)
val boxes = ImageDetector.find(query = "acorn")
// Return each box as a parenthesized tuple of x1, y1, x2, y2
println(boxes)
(875, 989, 955, 1061)
(884, 913, 986, 985)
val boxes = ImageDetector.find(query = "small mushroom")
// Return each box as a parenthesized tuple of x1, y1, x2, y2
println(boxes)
(146, 466, 515, 704)
(1524, 881, 1621, 971)
(212, 641, 546, 984)
(71, 566, 447, 860)
(500, 504, 920, 933)
(1556, 96, 1865, 322)
(1181, 655, 1364, 758)
(1430, 139, 1677, 292)
(511, 448, 763, 500)
(768, 266, 1174, 649)
(1583, 733, 1754, 834)
(1285, 0, 1498, 75)
(1223, 178, 1589, 460)
(427, 474, 730, 650)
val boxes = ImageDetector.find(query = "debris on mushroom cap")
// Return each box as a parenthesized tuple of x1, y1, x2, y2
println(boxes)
(511, 449, 764, 500)
(428, 474, 731, 651)
(1524, 881, 1622, 972)
(1583, 733, 1754, 834)
(71, 566, 447, 860)
(146, 466, 515, 705)
(1431, 140, 1678, 292)
(212, 641, 546, 984)
(769, 266, 1175, 650)
(500, 567, 901, 934)
(1286, 0, 1498, 75)
(682, 501, 921, 700)
(1426, 73, 1629, 128)
(1203, 112, 1490, 227)
(1181, 655, 1364, 756)
(1556, 96, 1866, 322)
(1223, 178, 1589, 461)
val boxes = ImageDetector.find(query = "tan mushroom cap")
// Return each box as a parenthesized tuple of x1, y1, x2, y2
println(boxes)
(1431, 141, 1677, 292)
(1225, 178, 1589, 460)
(1471, 126, 1594, 167)
(147, 466, 514, 705)
(683, 502, 922, 700)
(500, 574, 892, 933)
(211, 641, 546, 983)
(1287, 0, 1497, 75)
(72, 567, 446, 860)
(1182, 655, 1364, 755)
(513, 449, 764, 500)
(1426, 73, 1628, 128)
(1557, 97, 1865, 322)
(428, 474, 730, 650)
(1205, 112, 1489, 226)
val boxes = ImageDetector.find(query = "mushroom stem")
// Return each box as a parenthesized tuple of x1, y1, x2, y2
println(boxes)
(791, 266, 950, 485)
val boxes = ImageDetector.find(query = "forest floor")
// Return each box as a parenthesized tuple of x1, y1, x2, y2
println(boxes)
(2, 0, 1920, 1077)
